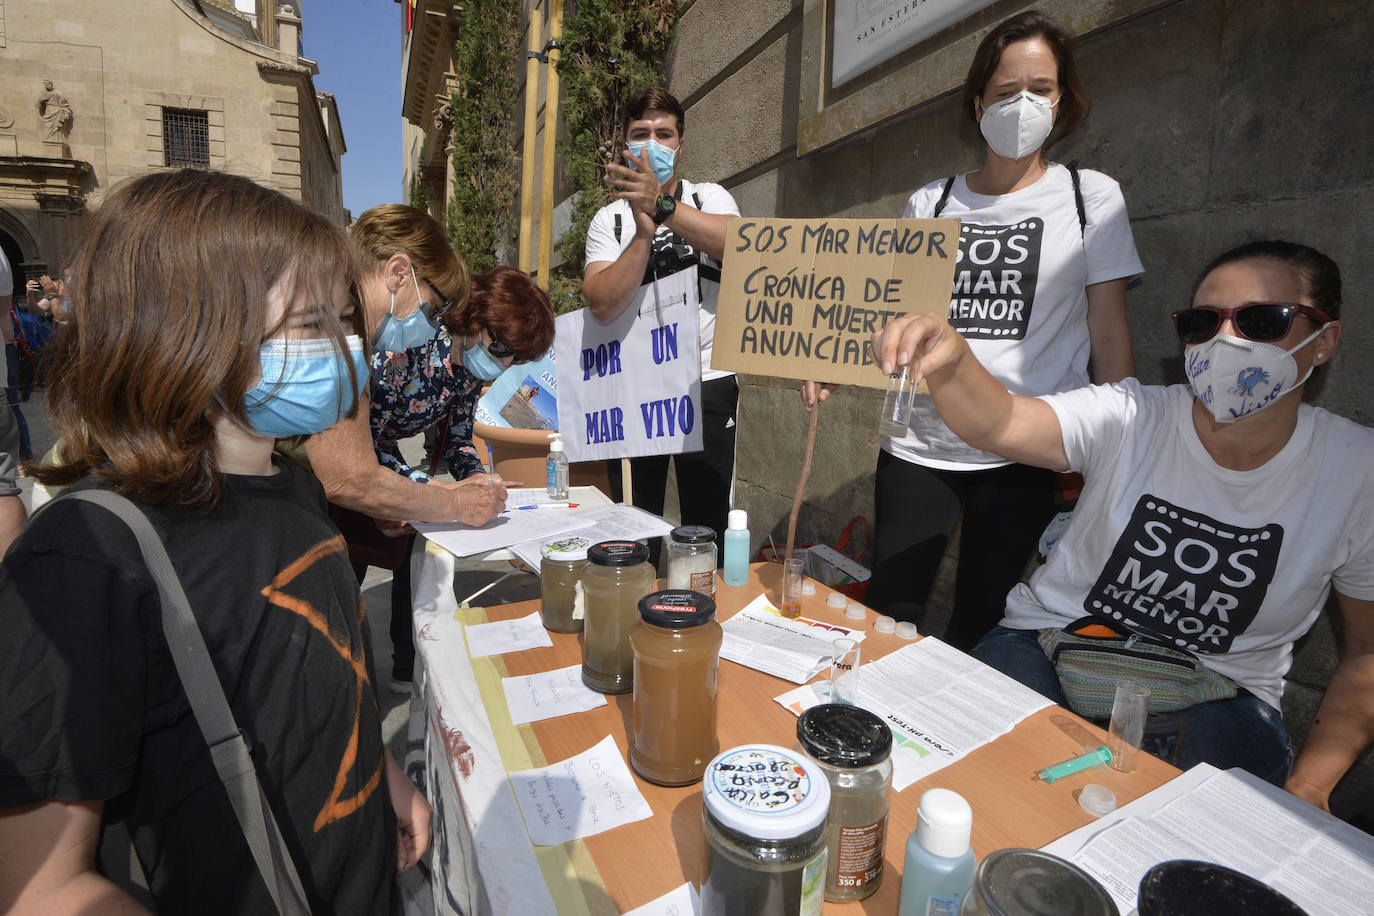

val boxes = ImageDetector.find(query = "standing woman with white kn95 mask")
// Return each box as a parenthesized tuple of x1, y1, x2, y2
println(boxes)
(805, 10, 1143, 652)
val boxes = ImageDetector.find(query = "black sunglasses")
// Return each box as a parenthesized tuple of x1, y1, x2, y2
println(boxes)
(1171, 301, 1332, 345)
(421, 277, 456, 319)
(485, 332, 524, 363)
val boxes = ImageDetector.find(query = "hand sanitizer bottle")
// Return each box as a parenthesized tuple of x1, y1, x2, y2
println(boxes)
(546, 437, 569, 500)
(898, 788, 976, 916)
(722, 509, 750, 587)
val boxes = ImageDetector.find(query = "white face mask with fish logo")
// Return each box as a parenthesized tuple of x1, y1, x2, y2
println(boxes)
(1184, 326, 1326, 423)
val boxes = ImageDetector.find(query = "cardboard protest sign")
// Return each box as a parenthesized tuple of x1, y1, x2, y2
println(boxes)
(711, 217, 959, 388)
(555, 268, 703, 463)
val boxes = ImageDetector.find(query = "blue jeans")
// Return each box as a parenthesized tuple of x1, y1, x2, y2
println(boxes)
(971, 626, 1294, 786)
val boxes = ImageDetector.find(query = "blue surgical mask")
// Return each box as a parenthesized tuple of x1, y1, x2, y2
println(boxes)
(626, 138, 678, 184)
(373, 267, 440, 352)
(462, 339, 508, 381)
(243, 335, 368, 438)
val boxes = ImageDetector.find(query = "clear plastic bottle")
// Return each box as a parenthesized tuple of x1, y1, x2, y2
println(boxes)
(722, 509, 750, 587)
(898, 788, 976, 916)
(546, 436, 569, 499)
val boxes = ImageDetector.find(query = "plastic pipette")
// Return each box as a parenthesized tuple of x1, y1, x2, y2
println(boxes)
(1034, 746, 1112, 783)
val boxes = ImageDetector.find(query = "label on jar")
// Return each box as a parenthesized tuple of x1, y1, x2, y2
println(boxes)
(800, 847, 827, 916)
(708, 747, 811, 813)
(689, 569, 716, 596)
(835, 817, 886, 889)
(572, 579, 586, 621)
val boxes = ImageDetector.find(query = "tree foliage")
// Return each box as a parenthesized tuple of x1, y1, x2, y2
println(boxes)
(549, 0, 682, 312)
(446, 0, 521, 275)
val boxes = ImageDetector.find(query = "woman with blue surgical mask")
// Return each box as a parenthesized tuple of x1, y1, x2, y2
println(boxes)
(307, 204, 556, 690)
(803, 11, 1144, 653)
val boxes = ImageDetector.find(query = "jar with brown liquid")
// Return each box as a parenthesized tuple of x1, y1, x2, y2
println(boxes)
(630, 590, 723, 785)
(580, 541, 654, 694)
(539, 536, 592, 633)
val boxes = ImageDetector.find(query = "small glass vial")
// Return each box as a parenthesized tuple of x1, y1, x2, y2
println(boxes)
(797, 704, 893, 902)
(580, 541, 655, 694)
(665, 525, 717, 598)
(701, 745, 830, 916)
(538, 536, 592, 633)
(878, 366, 915, 438)
(630, 590, 723, 786)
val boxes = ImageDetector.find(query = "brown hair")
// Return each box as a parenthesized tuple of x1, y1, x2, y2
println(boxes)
(351, 204, 470, 319)
(623, 86, 685, 137)
(33, 169, 363, 507)
(449, 266, 556, 361)
(962, 10, 1090, 152)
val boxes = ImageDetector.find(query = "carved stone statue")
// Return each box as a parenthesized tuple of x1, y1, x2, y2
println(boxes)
(36, 79, 72, 143)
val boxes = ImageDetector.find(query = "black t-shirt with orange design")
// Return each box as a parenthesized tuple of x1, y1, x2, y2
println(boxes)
(0, 459, 395, 914)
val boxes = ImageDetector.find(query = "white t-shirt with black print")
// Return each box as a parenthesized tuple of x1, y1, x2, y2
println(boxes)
(887, 164, 1143, 470)
(1002, 380, 1374, 710)
(584, 179, 740, 382)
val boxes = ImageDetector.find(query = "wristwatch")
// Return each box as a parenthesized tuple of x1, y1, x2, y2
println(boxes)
(652, 194, 676, 225)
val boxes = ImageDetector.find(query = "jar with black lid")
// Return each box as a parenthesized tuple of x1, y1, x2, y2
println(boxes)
(797, 703, 893, 902)
(664, 525, 717, 597)
(630, 589, 723, 786)
(580, 540, 654, 694)
(701, 744, 830, 916)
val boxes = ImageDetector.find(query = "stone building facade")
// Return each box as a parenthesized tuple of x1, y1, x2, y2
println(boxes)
(400, 0, 462, 229)
(0, 0, 346, 291)
(648, 0, 1372, 819)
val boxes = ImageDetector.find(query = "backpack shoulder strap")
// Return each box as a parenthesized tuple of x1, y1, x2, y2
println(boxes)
(613, 210, 622, 244)
(1067, 160, 1087, 235)
(58, 489, 312, 916)
(932, 175, 956, 218)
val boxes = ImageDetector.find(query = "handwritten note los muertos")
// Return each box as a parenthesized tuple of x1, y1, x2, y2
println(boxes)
(508, 735, 653, 845)
(712, 217, 959, 388)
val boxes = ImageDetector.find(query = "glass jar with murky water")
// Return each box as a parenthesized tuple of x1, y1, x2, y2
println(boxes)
(580, 541, 654, 694)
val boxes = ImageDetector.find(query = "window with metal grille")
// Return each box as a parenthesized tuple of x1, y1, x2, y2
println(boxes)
(162, 108, 209, 168)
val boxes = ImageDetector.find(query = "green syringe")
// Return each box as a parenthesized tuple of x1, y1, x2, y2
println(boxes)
(1034, 745, 1112, 783)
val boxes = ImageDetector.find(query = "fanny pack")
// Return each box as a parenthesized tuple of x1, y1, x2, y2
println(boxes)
(1037, 616, 1238, 720)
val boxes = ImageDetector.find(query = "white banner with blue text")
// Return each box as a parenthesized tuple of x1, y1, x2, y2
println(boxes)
(555, 268, 703, 463)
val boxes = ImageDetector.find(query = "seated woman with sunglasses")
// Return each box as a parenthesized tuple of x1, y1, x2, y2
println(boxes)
(870, 239, 1373, 810)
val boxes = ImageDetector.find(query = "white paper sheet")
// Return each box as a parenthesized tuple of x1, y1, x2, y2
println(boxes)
(719, 594, 867, 684)
(621, 882, 700, 916)
(509, 735, 654, 846)
(1043, 764, 1374, 916)
(464, 612, 554, 658)
(509, 505, 676, 572)
(773, 638, 1051, 791)
(502, 664, 608, 725)
(413, 506, 593, 557)
(504, 487, 575, 509)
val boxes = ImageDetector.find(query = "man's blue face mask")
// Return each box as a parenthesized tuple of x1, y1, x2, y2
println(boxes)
(626, 138, 678, 185)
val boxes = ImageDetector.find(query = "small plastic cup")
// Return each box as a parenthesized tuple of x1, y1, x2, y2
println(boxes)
(780, 558, 805, 619)
(830, 637, 861, 705)
(1107, 680, 1151, 772)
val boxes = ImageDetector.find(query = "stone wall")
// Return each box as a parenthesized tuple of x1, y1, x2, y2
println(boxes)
(0, 0, 344, 278)
(664, 0, 1374, 822)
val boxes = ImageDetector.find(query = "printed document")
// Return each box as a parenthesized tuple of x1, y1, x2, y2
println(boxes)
(1043, 764, 1374, 915)
(414, 506, 592, 557)
(774, 637, 1051, 790)
(720, 594, 867, 684)
(509, 505, 675, 572)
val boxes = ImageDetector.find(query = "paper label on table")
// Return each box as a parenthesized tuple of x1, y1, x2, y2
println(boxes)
(502, 664, 608, 725)
(509, 505, 675, 572)
(509, 735, 653, 845)
(621, 882, 700, 916)
(773, 638, 1051, 790)
(414, 506, 593, 557)
(464, 612, 554, 658)
(719, 594, 866, 684)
